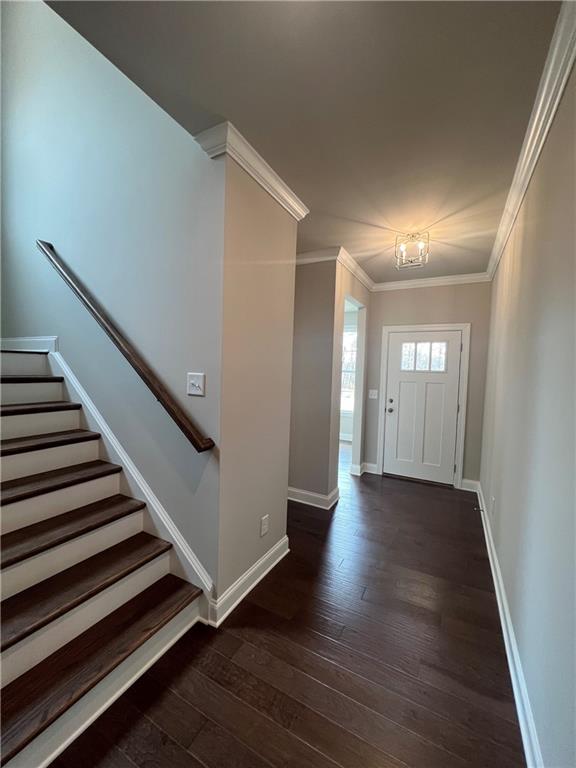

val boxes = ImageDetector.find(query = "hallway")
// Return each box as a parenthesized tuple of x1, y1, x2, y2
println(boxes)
(53, 467, 525, 768)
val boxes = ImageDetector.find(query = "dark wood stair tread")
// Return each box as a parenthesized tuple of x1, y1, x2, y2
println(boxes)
(0, 401, 82, 416)
(1, 532, 172, 651)
(1, 575, 201, 764)
(1, 461, 122, 505)
(0, 375, 64, 383)
(1, 349, 49, 355)
(1, 429, 100, 456)
(1, 495, 146, 569)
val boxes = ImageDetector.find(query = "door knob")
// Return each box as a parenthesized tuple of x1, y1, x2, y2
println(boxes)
(387, 408, 394, 413)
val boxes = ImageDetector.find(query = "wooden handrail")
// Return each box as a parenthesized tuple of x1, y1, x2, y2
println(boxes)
(37, 240, 215, 453)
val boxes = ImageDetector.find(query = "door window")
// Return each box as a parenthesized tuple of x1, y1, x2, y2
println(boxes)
(401, 341, 447, 372)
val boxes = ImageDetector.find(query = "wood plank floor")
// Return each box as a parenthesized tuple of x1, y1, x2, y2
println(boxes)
(54, 444, 525, 768)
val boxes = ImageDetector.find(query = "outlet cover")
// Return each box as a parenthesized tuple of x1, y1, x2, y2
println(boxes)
(187, 372, 205, 397)
(260, 514, 270, 537)
(368, 389, 378, 400)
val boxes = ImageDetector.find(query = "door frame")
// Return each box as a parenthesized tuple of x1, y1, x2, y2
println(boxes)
(339, 295, 367, 477)
(375, 323, 471, 489)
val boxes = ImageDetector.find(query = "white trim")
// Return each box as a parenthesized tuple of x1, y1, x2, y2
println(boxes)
(1, 336, 58, 352)
(194, 121, 309, 222)
(460, 478, 480, 493)
(336, 248, 374, 291)
(5, 603, 200, 768)
(488, 2, 576, 279)
(371, 272, 491, 291)
(475, 485, 543, 767)
(297, 247, 374, 291)
(297, 251, 490, 292)
(44, 345, 213, 597)
(350, 462, 379, 476)
(204, 536, 289, 627)
(375, 323, 470, 489)
(287, 485, 340, 510)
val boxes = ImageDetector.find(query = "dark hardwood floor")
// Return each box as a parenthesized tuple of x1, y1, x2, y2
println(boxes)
(54, 443, 524, 768)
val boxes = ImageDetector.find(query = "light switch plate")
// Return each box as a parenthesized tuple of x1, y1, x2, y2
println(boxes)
(368, 389, 378, 399)
(187, 372, 205, 397)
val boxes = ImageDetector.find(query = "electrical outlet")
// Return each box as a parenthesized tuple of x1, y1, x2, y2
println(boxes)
(490, 496, 496, 520)
(260, 514, 269, 537)
(368, 389, 378, 400)
(187, 372, 205, 397)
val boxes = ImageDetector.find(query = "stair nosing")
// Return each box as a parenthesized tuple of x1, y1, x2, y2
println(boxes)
(0, 576, 201, 764)
(0, 429, 101, 456)
(1, 494, 146, 569)
(0, 401, 82, 416)
(1, 532, 173, 652)
(0, 461, 123, 505)
(1, 375, 64, 383)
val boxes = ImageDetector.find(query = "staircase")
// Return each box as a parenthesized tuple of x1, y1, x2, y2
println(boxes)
(0, 349, 202, 767)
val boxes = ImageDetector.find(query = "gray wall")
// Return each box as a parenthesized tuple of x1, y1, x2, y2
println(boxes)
(1, 1, 225, 579)
(218, 156, 297, 592)
(365, 282, 492, 480)
(289, 258, 369, 496)
(289, 261, 337, 495)
(480, 67, 575, 768)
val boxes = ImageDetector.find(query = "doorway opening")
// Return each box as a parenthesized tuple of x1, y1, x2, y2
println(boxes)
(338, 297, 366, 476)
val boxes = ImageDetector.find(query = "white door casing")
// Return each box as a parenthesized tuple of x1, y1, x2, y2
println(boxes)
(377, 324, 470, 487)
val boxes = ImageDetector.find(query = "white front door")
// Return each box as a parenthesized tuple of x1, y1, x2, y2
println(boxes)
(383, 330, 461, 484)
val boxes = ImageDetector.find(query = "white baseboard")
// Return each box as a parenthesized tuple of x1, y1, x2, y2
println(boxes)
(1, 336, 59, 352)
(475, 484, 543, 768)
(204, 535, 289, 627)
(287, 485, 340, 509)
(349, 462, 379, 477)
(461, 478, 480, 492)
(34, 341, 213, 600)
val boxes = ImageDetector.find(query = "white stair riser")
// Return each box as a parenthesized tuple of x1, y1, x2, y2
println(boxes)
(1, 512, 144, 599)
(1, 474, 121, 534)
(0, 410, 81, 439)
(1, 353, 50, 375)
(4, 602, 201, 768)
(1, 382, 63, 405)
(1, 552, 171, 687)
(2, 441, 101, 481)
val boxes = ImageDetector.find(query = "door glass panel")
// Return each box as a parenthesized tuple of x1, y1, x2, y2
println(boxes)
(416, 342, 430, 371)
(430, 342, 447, 372)
(401, 342, 416, 371)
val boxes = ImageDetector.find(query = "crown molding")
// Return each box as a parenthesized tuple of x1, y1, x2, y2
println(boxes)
(296, 247, 341, 265)
(371, 271, 491, 292)
(487, 1, 576, 278)
(297, 247, 374, 290)
(194, 121, 309, 222)
(297, 250, 490, 292)
(336, 247, 375, 291)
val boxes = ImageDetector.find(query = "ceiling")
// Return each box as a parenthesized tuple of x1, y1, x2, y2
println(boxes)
(51, 1, 559, 283)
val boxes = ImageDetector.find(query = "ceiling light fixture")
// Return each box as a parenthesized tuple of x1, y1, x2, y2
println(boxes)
(395, 232, 430, 270)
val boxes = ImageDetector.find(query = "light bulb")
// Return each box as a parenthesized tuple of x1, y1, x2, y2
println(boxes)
(400, 243, 407, 252)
